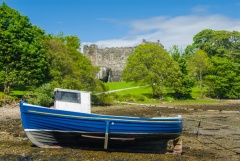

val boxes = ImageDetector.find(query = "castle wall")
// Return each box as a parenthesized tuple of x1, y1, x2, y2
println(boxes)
(83, 45, 135, 82)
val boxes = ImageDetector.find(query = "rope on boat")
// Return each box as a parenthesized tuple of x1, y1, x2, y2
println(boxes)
(182, 118, 240, 155)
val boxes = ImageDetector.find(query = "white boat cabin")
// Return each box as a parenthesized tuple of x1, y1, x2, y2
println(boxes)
(54, 88, 91, 113)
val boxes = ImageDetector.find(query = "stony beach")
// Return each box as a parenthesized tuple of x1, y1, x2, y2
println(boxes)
(0, 101, 240, 160)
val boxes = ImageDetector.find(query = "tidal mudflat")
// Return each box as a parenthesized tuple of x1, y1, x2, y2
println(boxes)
(0, 101, 239, 161)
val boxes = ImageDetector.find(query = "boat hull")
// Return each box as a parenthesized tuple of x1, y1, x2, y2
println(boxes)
(20, 101, 182, 151)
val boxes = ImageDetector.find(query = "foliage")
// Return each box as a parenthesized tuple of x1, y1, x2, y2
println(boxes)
(169, 45, 181, 61)
(187, 29, 240, 99)
(205, 56, 240, 99)
(116, 94, 147, 102)
(123, 43, 182, 98)
(91, 93, 116, 106)
(187, 50, 211, 98)
(169, 45, 195, 99)
(188, 29, 240, 59)
(0, 94, 15, 106)
(24, 83, 54, 107)
(0, 3, 47, 95)
(191, 86, 208, 99)
(43, 34, 106, 93)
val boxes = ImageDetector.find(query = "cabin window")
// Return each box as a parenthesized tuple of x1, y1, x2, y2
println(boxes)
(55, 91, 81, 103)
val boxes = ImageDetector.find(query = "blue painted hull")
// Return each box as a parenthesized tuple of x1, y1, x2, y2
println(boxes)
(20, 101, 182, 150)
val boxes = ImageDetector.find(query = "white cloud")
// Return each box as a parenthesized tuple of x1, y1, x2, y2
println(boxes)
(82, 15, 240, 51)
(191, 5, 210, 14)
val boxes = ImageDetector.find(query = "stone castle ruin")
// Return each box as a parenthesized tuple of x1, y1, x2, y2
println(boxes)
(83, 39, 163, 82)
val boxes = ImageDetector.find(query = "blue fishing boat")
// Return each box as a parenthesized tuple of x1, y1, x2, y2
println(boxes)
(20, 88, 182, 151)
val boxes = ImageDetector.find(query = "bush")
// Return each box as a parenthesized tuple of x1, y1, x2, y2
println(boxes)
(0, 94, 15, 106)
(117, 94, 147, 102)
(135, 95, 147, 101)
(24, 83, 54, 107)
(162, 96, 175, 102)
(91, 93, 116, 106)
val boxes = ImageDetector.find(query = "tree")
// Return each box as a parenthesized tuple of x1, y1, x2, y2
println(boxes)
(228, 31, 240, 63)
(169, 45, 181, 61)
(189, 29, 240, 59)
(0, 3, 47, 94)
(187, 50, 210, 98)
(43, 34, 106, 93)
(205, 56, 240, 99)
(169, 45, 195, 99)
(186, 29, 240, 99)
(122, 43, 182, 97)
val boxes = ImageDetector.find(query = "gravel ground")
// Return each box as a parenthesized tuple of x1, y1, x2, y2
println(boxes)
(0, 105, 20, 121)
(0, 101, 240, 161)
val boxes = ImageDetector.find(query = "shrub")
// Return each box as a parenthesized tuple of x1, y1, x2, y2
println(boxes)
(0, 94, 14, 106)
(162, 96, 175, 102)
(91, 93, 116, 106)
(24, 83, 54, 107)
(116, 94, 147, 102)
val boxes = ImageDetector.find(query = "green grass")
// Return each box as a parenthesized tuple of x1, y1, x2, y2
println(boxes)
(104, 82, 139, 90)
(113, 86, 152, 95)
(0, 85, 31, 99)
(104, 82, 152, 95)
(9, 90, 28, 97)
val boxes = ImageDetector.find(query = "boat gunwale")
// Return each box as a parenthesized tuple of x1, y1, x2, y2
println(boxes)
(22, 102, 182, 123)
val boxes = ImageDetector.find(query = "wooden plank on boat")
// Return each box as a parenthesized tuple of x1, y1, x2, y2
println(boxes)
(81, 135, 105, 139)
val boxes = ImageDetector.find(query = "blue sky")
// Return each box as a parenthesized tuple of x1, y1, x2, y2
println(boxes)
(2, 0, 240, 51)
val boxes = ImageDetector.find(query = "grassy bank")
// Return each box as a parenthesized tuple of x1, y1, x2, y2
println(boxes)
(104, 81, 219, 104)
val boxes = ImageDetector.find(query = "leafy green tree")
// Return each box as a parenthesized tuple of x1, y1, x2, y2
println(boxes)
(122, 43, 182, 98)
(169, 45, 181, 61)
(0, 3, 47, 95)
(187, 29, 240, 99)
(189, 29, 240, 59)
(187, 50, 210, 98)
(228, 31, 240, 63)
(43, 34, 106, 93)
(169, 45, 195, 99)
(205, 56, 240, 99)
